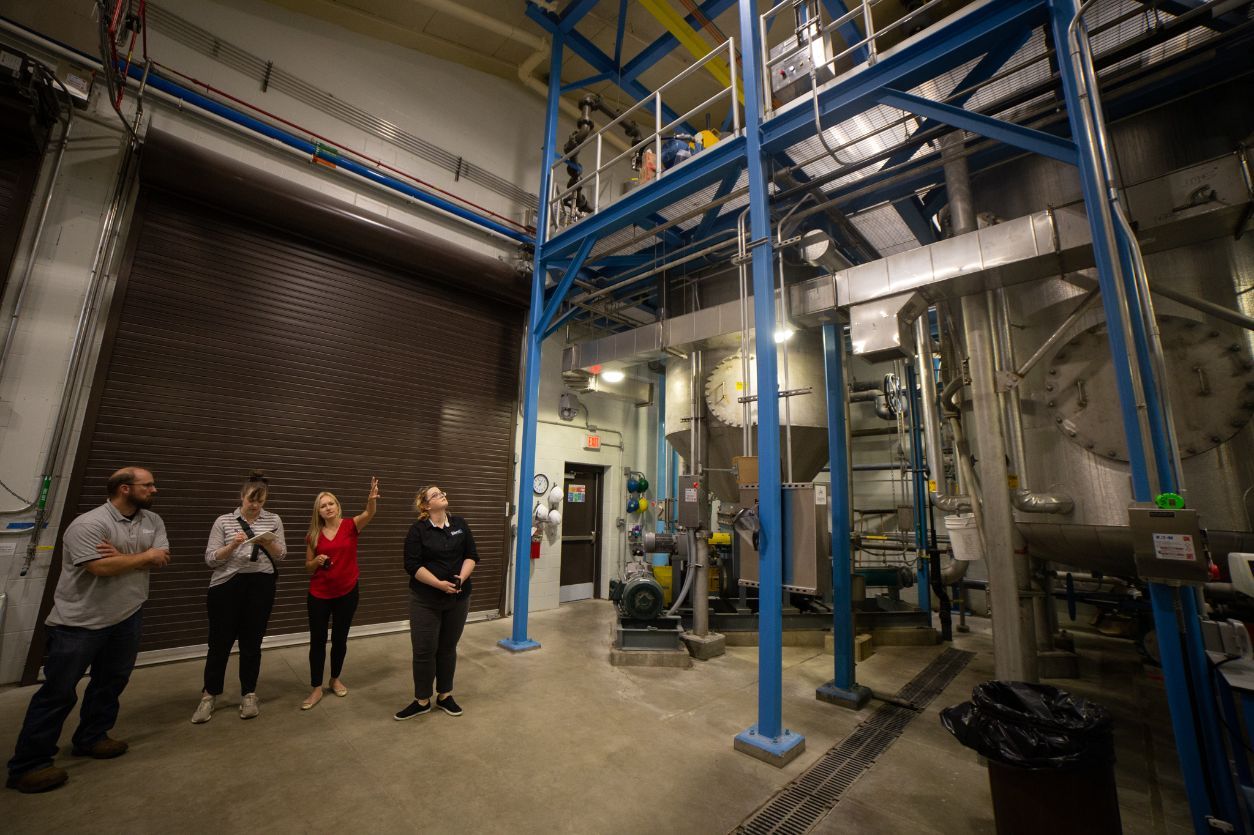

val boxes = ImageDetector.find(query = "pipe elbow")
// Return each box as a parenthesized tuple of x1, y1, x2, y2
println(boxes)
(931, 492, 972, 513)
(1011, 488, 1074, 515)
(940, 556, 970, 584)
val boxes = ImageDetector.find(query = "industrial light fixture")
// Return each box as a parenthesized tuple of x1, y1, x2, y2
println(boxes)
(600, 369, 626, 383)
(773, 326, 795, 343)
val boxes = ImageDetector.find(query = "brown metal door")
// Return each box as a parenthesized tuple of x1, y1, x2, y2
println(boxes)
(559, 464, 602, 602)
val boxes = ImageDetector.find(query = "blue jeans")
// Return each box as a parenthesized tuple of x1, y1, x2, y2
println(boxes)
(7, 608, 143, 777)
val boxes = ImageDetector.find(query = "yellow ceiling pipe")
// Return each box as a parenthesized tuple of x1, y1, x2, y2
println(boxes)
(637, 0, 744, 107)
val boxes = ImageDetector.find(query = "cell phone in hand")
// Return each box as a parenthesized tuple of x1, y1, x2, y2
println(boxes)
(450, 576, 462, 590)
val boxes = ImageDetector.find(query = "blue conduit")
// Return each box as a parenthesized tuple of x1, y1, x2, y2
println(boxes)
(128, 65, 533, 246)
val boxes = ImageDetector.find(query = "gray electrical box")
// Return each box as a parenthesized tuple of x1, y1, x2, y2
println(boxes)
(1128, 504, 1208, 584)
(678, 475, 707, 529)
(736, 483, 831, 596)
(767, 25, 833, 105)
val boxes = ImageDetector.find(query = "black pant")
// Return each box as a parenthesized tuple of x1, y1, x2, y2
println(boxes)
(409, 591, 470, 700)
(307, 584, 359, 687)
(8, 609, 142, 777)
(202, 572, 277, 696)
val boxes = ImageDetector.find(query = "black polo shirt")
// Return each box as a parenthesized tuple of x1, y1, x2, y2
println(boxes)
(403, 515, 478, 602)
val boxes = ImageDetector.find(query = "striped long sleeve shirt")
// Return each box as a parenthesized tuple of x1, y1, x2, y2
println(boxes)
(204, 508, 287, 588)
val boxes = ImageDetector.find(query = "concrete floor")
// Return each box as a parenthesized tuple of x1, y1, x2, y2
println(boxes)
(0, 601, 1189, 834)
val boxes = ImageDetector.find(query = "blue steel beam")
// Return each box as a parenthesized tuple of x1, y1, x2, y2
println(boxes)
(732, 0, 804, 765)
(500, 33, 567, 655)
(540, 235, 597, 332)
(613, 0, 629, 68)
(881, 28, 1031, 239)
(558, 0, 601, 30)
(621, 0, 739, 83)
(526, 2, 690, 131)
(877, 89, 1078, 166)
(816, 322, 870, 710)
(543, 135, 746, 261)
(1049, 0, 1226, 830)
(761, 0, 1048, 154)
(561, 71, 612, 93)
(819, 0, 870, 63)
(905, 363, 931, 613)
(693, 167, 742, 241)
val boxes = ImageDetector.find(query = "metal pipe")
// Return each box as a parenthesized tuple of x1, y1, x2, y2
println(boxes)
(692, 534, 711, 636)
(776, 250, 794, 483)
(915, 316, 951, 507)
(1152, 284, 1254, 332)
(944, 132, 1038, 682)
(738, 208, 753, 456)
(1015, 289, 1100, 380)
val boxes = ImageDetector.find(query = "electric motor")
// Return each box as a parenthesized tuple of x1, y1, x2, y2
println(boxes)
(609, 565, 665, 620)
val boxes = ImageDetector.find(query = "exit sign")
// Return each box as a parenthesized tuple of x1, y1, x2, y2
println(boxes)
(584, 434, 601, 450)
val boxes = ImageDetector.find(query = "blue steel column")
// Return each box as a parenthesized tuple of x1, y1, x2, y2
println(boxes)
(817, 322, 871, 709)
(905, 363, 931, 613)
(1049, 0, 1231, 829)
(500, 33, 565, 653)
(732, 0, 804, 764)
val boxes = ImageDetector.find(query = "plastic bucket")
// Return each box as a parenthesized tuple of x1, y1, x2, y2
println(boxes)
(945, 513, 983, 561)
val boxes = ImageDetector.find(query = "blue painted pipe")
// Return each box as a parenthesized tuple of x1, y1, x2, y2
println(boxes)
(823, 323, 856, 692)
(129, 65, 533, 245)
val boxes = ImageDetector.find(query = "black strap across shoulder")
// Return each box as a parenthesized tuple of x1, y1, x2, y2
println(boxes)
(236, 516, 278, 574)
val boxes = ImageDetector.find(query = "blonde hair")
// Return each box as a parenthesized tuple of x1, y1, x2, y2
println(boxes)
(307, 491, 341, 547)
(414, 485, 443, 520)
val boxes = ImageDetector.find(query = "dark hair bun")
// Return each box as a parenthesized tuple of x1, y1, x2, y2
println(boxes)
(247, 469, 268, 482)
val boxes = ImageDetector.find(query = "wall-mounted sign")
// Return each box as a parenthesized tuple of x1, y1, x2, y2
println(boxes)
(585, 434, 601, 450)
(568, 484, 586, 503)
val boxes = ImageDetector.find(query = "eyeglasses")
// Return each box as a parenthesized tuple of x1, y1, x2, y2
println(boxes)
(427, 491, 447, 500)
(130, 481, 156, 488)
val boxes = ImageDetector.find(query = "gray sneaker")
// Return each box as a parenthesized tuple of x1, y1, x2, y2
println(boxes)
(240, 693, 259, 720)
(191, 694, 215, 724)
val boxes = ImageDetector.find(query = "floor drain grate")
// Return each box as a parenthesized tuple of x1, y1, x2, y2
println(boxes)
(734, 647, 975, 835)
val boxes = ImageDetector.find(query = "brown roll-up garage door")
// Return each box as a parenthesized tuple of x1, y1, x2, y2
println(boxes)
(31, 137, 525, 662)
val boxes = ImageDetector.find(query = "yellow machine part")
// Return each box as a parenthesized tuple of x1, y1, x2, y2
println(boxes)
(707, 531, 731, 546)
(696, 129, 721, 151)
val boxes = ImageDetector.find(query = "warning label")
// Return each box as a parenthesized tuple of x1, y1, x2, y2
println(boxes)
(684, 487, 698, 502)
(814, 485, 827, 506)
(1152, 532, 1197, 562)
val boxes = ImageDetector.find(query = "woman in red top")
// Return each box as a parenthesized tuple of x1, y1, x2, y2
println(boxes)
(301, 477, 379, 710)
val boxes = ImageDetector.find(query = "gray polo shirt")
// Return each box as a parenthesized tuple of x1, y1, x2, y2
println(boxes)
(46, 501, 170, 629)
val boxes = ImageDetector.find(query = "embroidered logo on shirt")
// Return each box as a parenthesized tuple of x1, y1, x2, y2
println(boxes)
(451, 530, 463, 537)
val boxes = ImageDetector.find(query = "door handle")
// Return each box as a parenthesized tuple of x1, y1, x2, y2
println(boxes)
(561, 535, 595, 542)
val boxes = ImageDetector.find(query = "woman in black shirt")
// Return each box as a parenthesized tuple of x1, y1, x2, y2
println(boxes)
(394, 485, 478, 720)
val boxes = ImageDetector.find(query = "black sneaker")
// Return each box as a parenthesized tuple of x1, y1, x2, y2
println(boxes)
(393, 700, 431, 721)
(436, 695, 463, 716)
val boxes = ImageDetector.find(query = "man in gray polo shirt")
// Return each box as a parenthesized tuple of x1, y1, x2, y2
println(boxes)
(6, 466, 170, 794)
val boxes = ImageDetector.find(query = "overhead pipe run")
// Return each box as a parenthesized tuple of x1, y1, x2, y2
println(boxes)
(126, 65, 532, 245)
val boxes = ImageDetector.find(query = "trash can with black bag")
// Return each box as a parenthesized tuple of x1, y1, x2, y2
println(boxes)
(941, 681, 1121, 834)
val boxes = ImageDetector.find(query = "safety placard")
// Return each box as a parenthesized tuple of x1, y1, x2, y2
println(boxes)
(1152, 532, 1197, 562)
(567, 484, 586, 503)
(684, 487, 698, 502)
(814, 485, 827, 505)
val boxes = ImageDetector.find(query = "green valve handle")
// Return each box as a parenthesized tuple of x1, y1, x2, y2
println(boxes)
(1154, 492, 1185, 510)
(37, 475, 50, 510)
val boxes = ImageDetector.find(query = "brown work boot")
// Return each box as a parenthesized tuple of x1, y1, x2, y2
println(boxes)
(71, 736, 128, 759)
(6, 766, 69, 793)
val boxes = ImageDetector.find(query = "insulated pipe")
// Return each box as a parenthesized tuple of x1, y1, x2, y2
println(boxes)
(944, 133, 1038, 682)
(688, 347, 712, 637)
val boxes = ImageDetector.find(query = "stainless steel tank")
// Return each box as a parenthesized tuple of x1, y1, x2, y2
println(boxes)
(665, 329, 829, 502)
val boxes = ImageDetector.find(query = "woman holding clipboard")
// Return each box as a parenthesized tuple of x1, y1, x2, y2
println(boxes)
(192, 470, 287, 724)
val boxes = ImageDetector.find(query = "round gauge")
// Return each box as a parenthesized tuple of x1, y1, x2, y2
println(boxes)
(532, 473, 550, 495)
